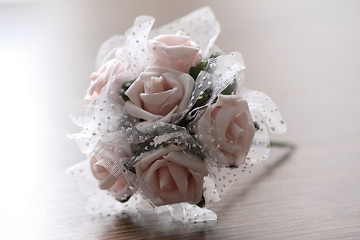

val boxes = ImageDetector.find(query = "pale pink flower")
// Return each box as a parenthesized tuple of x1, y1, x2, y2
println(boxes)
(196, 95, 255, 167)
(135, 144, 208, 206)
(149, 33, 200, 72)
(90, 142, 133, 197)
(85, 59, 125, 100)
(124, 66, 194, 132)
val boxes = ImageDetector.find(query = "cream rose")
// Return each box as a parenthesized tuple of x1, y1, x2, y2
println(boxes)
(196, 95, 255, 167)
(135, 144, 208, 206)
(90, 141, 133, 197)
(85, 58, 125, 100)
(150, 33, 200, 72)
(124, 66, 194, 132)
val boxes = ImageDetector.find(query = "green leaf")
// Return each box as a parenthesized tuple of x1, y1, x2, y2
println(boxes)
(253, 122, 260, 131)
(189, 61, 208, 80)
(221, 79, 237, 95)
(117, 194, 132, 203)
(210, 53, 221, 58)
(193, 87, 212, 108)
(197, 195, 206, 208)
(120, 78, 136, 101)
(124, 155, 137, 174)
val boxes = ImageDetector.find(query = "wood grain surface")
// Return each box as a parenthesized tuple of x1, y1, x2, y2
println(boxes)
(1, 1, 359, 239)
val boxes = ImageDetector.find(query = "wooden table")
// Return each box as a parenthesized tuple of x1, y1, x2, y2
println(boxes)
(1, 1, 359, 239)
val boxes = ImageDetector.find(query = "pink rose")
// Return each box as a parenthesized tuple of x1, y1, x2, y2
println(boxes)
(90, 142, 133, 197)
(85, 59, 125, 100)
(149, 33, 200, 72)
(196, 95, 255, 167)
(124, 66, 194, 132)
(135, 144, 208, 206)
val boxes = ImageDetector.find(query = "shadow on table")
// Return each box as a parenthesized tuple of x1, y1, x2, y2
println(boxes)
(215, 141, 297, 213)
(100, 210, 215, 240)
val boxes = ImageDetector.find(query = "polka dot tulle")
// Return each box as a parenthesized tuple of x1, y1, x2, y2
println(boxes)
(67, 7, 286, 222)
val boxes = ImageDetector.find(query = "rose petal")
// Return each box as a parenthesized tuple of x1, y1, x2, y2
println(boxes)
(164, 150, 208, 176)
(234, 111, 255, 154)
(117, 143, 134, 157)
(145, 66, 183, 75)
(143, 76, 165, 93)
(188, 170, 204, 203)
(214, 106, 238, 137)
(153, 34, 192, 46)
(162, 46, 199, 59)
(235, 153, 247, 167)
(186, 174, 196, 202)
(158, 73, 185, 113)
(140, 89, 177, 115)
(158, 106, 178, 123)
(143, 159, 167, 193)
(138, 144, 183, 170)
(91, 164, 108, 180)
(162, 73, 183, 94)
(159, 95, 179, 116)
(124, 78, 144, 108)
(177, 74, 194, 112)
(124, 101, 162, 121)
(99, 174, 117, 190)
(159, 166, 175, 191)
(85, 59, 124, 100)
(111, 175, 128, 192)
(134, 106, 178, 133)
(214, 106, 240, 153)
(229, 121, 245, 142)
(167, 162, 189, 197)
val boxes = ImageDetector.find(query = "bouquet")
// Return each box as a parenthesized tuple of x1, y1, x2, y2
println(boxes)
(67, 7, 286, 222)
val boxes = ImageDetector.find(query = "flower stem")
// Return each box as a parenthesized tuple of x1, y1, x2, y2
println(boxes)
(270, 140, 296, 150)
(269, 140, 297, 162)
